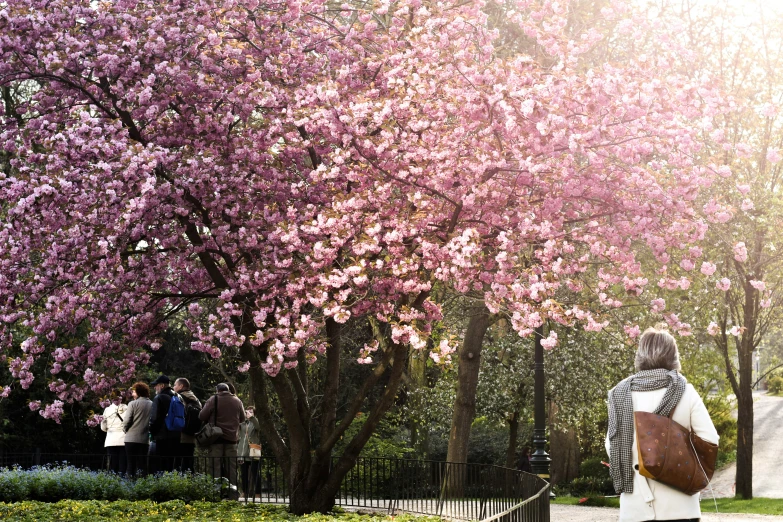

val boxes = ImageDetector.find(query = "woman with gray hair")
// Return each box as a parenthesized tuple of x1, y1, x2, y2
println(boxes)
(606, 327, 719, 522)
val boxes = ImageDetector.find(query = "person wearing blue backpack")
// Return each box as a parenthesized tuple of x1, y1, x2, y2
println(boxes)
(173, 377, 201, 473)
(149, 374, 181, 473)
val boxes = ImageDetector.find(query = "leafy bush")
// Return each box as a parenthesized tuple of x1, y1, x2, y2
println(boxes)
(0, 499, 440, 521)
(768, 375, 783, 395)
(578, 457, 610, 481)
(0, 466, 217, 503)
(705, 395, 738, 470)
(567, 476, 614, 497)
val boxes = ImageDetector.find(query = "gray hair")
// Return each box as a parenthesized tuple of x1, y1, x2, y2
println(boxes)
(635, 327, 681, 372)
(216, 383, 230, 392)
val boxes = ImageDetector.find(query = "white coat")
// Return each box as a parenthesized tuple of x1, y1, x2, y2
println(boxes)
(101, 403, 128, 447)
(605, 382, 719, 522)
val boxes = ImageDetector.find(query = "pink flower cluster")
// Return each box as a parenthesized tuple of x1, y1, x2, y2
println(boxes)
(0, 0, 729, 419)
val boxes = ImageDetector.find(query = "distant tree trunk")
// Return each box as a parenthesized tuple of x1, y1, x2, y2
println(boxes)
(505, 412, 520, 470)
(548, 402, 580, 485)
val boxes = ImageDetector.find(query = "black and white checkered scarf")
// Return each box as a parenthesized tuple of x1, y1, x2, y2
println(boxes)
(607, 369, 686, 494)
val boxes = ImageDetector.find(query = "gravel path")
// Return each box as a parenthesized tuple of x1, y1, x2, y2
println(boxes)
(551, 505, 783, 521)
(707, 392, 783, 499)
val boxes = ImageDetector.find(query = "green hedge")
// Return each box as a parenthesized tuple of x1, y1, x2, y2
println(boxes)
(0, 500, 440, 521)
(0, 466, 216, 502)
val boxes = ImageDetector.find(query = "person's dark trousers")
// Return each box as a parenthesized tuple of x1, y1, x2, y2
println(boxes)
(176, 442, 196, 473)
(106, 446, 127, 475)
(153, 438, 178, 473)
(240, 459, 260, 497)
(125, 442, 149, 478)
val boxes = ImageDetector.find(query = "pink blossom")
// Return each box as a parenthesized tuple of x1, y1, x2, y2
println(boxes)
(700, 262, 717, 276)
(761, 298, 772, 308)
(741, 199, 755, 211)
(749, 280, 766, 292)
(716, 278, 731, 291)
(734, 242, 748, 263)
(237, 362, 251, 373)
(624, 324, 641, 339)
(707, 322, 720, 336)
(650, 298, 666, 313)
(679, 259, 695, 271)
(729, 325, 744, 337)
(28, 401, 41, 411)
(540, 331, 558, 350)
(767, 148, 782, 164)
(736, 184, 751, 195)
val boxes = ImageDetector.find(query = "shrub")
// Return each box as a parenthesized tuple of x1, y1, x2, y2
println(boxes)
(0, 500, 440, 521)
(567, 476, 614, 497)
(578, 457, 610, 481)
(0, 466, 217, 503)
(768, 375, 783, 395)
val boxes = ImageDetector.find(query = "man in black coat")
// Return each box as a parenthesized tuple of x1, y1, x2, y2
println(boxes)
(149, 374, 179, 473)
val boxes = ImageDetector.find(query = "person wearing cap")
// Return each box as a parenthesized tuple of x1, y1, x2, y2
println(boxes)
(199, 383, 246, 490)
(149, 374, 179, 473)
(172, 377, 201, 473)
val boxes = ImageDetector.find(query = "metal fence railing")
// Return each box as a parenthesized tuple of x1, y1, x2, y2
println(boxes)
(0, 452, 549, 521)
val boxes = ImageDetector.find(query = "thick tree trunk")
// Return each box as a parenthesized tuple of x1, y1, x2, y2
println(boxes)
(446, 309, 492, 465)
(444, 309, 492, 497)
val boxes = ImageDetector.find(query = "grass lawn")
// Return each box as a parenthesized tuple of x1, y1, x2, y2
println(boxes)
(552, 495, 783, 515)
(0, 500, 440, 522)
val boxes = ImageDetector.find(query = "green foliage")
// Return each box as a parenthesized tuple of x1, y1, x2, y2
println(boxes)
(578, 457, 610, 481)
(0, 500, 440, 521)
(767, 375, 783, 395)
(704, 395, 738, 469)
(0, 466, 216, 503)
(334, 415, 413, 460)
(566, 476, 615, 497)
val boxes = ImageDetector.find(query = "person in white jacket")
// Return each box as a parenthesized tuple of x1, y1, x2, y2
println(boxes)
(101, 398, 128, 475)
(606, 327, 719, 522)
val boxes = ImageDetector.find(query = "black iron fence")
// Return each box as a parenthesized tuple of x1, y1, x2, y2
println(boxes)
(0, 452, 549, 521)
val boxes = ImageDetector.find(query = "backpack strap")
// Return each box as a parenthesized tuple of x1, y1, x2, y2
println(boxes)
(213, 394, 218, 426)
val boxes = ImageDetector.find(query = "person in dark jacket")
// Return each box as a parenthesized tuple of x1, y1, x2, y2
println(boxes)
(149, 374, 179, 473)
(173, 377, 201, 473)
(199, 383, 246, 489)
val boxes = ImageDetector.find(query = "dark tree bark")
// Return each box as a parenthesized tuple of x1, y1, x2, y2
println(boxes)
(548, 402, 580, 485)
(505, 412, 520, 470)
(446, 308, 493, 465)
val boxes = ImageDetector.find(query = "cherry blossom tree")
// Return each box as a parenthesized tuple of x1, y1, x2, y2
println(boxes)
(659, 0, 783, 499)
(0, 0, 727, 512)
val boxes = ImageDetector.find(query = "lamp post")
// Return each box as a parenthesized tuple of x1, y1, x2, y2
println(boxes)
(530, 324, 552, 493)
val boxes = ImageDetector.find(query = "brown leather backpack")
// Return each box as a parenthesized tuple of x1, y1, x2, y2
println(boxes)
(635, 411, 718, 495)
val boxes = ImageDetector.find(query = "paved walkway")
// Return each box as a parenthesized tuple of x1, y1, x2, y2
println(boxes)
(551, 505, 783, 521)
(708, 392, 783, 499)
